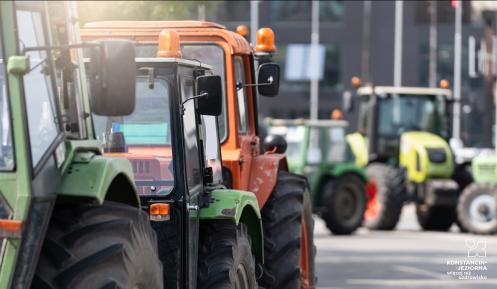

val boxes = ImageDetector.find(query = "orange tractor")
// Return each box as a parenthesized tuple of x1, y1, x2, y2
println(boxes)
(82, 21, 316, 289)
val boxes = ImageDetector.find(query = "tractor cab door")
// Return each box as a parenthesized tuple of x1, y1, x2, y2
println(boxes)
(234, 55, 256, 190)
(0, 2, 67, 286)
(180, 74, 203, 289)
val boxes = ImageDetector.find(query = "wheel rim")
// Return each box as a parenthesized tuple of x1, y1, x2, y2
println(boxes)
(235, 263, 250, 289)
(468, 193, 497, 230)
(335, 188, 358, 220)
(299, 215, 311, 289)
(364, 179, 380, 221)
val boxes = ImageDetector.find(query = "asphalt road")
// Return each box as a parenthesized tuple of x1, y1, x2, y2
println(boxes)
(314, 204, 497, 289)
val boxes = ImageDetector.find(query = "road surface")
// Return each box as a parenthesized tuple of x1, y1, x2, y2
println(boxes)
(315, 204, 497, 289)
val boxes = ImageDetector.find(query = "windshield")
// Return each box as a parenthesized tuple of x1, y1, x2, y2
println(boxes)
(135, 43, 228, 142)
(377, 94, 448, 139)
(94, 76, 174, 196)
(0, 41, 13, 170)
(268, 125, 305, 163)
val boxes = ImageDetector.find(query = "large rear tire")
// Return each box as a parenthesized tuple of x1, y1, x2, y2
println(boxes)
(32, 201, 163, 289)
(197, 221, 258, 289)
(416, 204, 455, 231)
(456, 183, 497, 235)
(260, 171, 316, 289)
(364, 163, 406, 230)
(321, 174, 366, 235)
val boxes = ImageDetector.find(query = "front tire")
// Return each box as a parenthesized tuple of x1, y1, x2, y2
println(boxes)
(32, 201, 163, 289)
(321, 174, 366, 235)
(260, 171, 316, 289)
(364, 163, 406, 230)
(456, 183, 497, 235)
(416, 204, 455, 231)
(197, 221, 258, 289)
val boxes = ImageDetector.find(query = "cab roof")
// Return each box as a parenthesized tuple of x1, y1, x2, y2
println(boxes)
(136, 57, 213, 70)
(82, 21, 251, 55)
(357, 86, 452, 97)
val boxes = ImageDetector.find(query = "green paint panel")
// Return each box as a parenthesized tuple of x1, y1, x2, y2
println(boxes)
(58, 152, 138, 206)
(472, 156, 497, 185)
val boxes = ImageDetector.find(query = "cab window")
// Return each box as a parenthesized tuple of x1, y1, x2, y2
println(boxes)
(234, 56, 249, 133)
(181, 77, 202, 190)
(0, 31, 13, 170)
(16, 7, 60, 167)
(200, 115, 222, 185)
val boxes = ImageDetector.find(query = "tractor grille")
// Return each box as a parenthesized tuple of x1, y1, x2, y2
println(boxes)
(476, 163, 497, 177)
(131, 159, 151, 174)
(426, 148, 447, 164)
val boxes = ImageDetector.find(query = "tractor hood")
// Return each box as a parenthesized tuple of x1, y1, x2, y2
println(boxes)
(400, 131, 454, 183)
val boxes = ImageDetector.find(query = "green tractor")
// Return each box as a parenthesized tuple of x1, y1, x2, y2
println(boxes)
(345, 85, 460, 231)
(456, 155, 497, 234)
(0, 2, 264, 288)
(265, 118, 368, 235)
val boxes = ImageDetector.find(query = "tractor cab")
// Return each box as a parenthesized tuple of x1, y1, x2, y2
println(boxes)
(353, 86, 452, 164)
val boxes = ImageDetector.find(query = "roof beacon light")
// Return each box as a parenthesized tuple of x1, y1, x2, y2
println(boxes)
(331, 109, 343, 120)
(440, 79, 450, 89)
(236, 24, 249, 38)
(255, 27, 276, 54)
(157, 29, 182, 58)
(351, 76, 362, 88)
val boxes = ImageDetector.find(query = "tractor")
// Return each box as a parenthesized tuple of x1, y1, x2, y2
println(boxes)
(0, 2, 265, 289)
(265, 118, 368, 235)
(92, 30, 266, 289)
(345, 83, 460, 231)
(82, 21, 316, 289)
(456, 154, 497, 234)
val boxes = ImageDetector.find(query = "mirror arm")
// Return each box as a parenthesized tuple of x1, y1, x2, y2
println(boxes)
(181, 92, 208, 112)
(242, 80, 274, 88)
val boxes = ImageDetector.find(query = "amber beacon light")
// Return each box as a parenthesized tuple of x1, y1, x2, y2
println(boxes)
(255, 27, 276, 53)
(236, 24, 249, 37)
(157, 29, 182, 58)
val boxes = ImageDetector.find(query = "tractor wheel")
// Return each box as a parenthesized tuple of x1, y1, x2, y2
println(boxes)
(260, 171, 316, 289)
(416, 204, 455, 231)
(363, 163, 406, 230)
(321, 174, 366, 235)
(197, 221, 258, 289)
(456, 183, 497, 235)
(32, 201, 163, 289)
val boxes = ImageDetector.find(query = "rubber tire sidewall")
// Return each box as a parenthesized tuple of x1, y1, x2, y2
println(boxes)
(321, 174, 366, 235)
(456, 183, 497, 235)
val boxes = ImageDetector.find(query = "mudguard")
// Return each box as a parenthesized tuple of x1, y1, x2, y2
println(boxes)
(248, 153, 288, 208)
(200, 189, 264, 262)
(346, 132, 368, 167)
(399, 131, 454, 183)
(57, 150, 139, 207)
(331, 163, 368, 181)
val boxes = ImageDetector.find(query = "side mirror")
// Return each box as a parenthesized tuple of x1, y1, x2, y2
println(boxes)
(196, 75, 222, 116)
(257, 62, 280, 97)
(342, 90, 353, 113)
(89, 40, 136, 116)
(263, 135, 287, 154)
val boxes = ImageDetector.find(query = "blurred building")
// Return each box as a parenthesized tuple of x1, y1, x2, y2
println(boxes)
(195, 0, 492, 147)
(80, 1, 492, 147)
